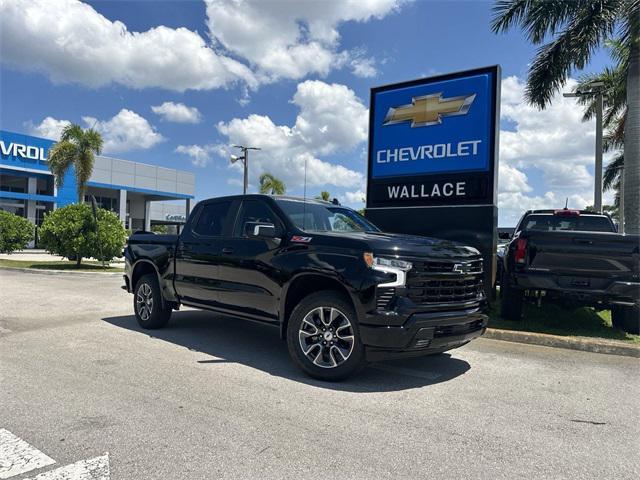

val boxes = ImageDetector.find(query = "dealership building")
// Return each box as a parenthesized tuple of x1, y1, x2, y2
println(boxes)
(0, 130, 195, 235)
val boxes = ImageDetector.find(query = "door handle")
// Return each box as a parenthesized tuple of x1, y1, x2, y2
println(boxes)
(222, 247, 234, 255)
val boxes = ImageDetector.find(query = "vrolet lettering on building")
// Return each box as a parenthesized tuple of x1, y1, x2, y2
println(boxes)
(0, 140, 47, 161)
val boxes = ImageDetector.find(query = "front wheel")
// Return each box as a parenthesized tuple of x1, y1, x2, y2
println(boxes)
(287, 291, 366, 381)
(611, 305, 640, 334)
(134, 273, 171, 329)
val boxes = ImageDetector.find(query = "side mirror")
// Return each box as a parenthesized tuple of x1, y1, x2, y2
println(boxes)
(247, 222, 277, 239)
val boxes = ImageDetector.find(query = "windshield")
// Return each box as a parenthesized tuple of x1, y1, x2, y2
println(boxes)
(522, 214, 614, 233)
(276, 199, 380, 233)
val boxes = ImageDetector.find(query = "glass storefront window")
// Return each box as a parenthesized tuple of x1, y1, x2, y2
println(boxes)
(36, 177, 54, 196)
(0, 174, 28, 193)
(84, 194, 117, 212)
(0, 198, 27, 217)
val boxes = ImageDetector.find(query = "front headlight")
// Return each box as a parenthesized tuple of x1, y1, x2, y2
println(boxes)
(364, 252, 412, 287)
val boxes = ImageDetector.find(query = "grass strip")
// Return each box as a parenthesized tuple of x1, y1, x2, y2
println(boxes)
(0, 258, 123, 272)
(488, 298, 640, 345)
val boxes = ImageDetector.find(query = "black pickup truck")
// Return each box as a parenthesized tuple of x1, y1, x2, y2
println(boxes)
(500, 208, 640, 333)
(123, 194, 487, 380)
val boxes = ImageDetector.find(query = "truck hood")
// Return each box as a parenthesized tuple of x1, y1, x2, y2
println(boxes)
(311, 231, 481, 260)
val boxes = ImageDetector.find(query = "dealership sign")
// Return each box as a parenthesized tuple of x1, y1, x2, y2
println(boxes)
(366, 66, 500, 208)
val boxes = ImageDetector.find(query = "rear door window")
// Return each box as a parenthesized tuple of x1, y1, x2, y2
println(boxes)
(192, 201, 233, 236)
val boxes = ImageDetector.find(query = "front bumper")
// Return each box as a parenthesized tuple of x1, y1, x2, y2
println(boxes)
(359, 308, 488, 361)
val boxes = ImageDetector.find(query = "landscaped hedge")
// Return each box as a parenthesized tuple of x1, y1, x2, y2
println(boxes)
(38, 203, 127, 265)
(0, 210, 34, 253)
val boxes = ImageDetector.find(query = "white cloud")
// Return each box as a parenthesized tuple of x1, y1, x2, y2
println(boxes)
(498, 163, 531, 194)
(0, 0, 256, 91)
(292, 80, 368, 155)
(497, 75, 603, 224)
(350, 56, 378, 78)
(498, 191, 591, 227)
(175, 144, 218, 167)
(25, 117, 71, 140)
(205, 0, 405, 81)
(343, 190, 367, 206)
(152, 102, 202, 124)
(1, 0, 408, 92)
(82, 109, 164, 153)
(215, 80, 367, 189)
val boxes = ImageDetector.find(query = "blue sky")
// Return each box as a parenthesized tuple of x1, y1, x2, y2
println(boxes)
(0, 0, 615, 225)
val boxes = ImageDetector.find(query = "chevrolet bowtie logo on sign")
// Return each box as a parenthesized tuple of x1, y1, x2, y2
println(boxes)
(383, 93, 476, 128)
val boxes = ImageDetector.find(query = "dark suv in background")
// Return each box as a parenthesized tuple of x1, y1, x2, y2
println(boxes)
(500, 208, 639, 333)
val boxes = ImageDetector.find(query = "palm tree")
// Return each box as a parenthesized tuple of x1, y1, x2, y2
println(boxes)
(258, 172, 286, 195)
(48, 124, 103, 203)
(492, 0, 640, 234)
(317, 191, 331, 201)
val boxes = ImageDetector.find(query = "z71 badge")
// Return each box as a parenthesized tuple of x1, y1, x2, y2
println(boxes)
(291, 235, 312, 243)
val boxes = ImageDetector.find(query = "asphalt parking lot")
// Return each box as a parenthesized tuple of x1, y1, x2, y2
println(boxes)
(1, 268, 638, 479)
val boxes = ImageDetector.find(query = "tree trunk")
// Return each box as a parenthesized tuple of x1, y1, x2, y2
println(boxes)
(76, 256, 82, 267)
(624, 11, 640, 234)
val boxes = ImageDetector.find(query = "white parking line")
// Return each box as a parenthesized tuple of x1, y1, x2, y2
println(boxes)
(24, 455, 110, 480)
(0, 429, 55, 479)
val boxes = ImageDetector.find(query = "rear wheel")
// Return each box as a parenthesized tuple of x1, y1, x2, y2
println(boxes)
(611, 305, 640, 334)
(500, 270, 524, 321)
(134, 273, 171, 329)
(287, 291, 366, 381)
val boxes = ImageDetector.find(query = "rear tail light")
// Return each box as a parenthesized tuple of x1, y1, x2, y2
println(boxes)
(514, 238, 527, 264)
(553, 208, 580, 216)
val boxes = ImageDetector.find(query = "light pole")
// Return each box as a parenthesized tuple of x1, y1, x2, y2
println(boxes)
(230, 145, 261, 194)
(563, 81, 605, 212)
(612, 165, 625, 234)
(619, 166, 625, 234)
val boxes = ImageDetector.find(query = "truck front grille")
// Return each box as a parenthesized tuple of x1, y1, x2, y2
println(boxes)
(405, 259, 484, 307)
(406, 276, 484, 304)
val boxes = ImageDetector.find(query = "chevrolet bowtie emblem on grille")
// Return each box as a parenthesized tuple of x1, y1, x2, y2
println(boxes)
(453, 262, 471, 274)
(383, 92, 476, 128)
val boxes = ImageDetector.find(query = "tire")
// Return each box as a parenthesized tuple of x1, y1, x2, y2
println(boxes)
(134, 273, 172, 329)
(500, 269, 524, 321)
(287, 291, 366, 381)
(611, 305, 640, 334)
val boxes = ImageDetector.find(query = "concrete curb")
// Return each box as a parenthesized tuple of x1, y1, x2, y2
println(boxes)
(0, 266, 123, 276)
(485, 328, 640, 358)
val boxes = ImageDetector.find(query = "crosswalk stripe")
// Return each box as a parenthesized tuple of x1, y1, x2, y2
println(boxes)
(24, 454, 109, 480)
(0, 428, 56, 479)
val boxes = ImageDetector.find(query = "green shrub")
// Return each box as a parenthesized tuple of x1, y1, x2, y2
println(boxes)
(151, 224, 168, 234)
(39, 203, 127, 265)
(0, 210, 34, 253)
